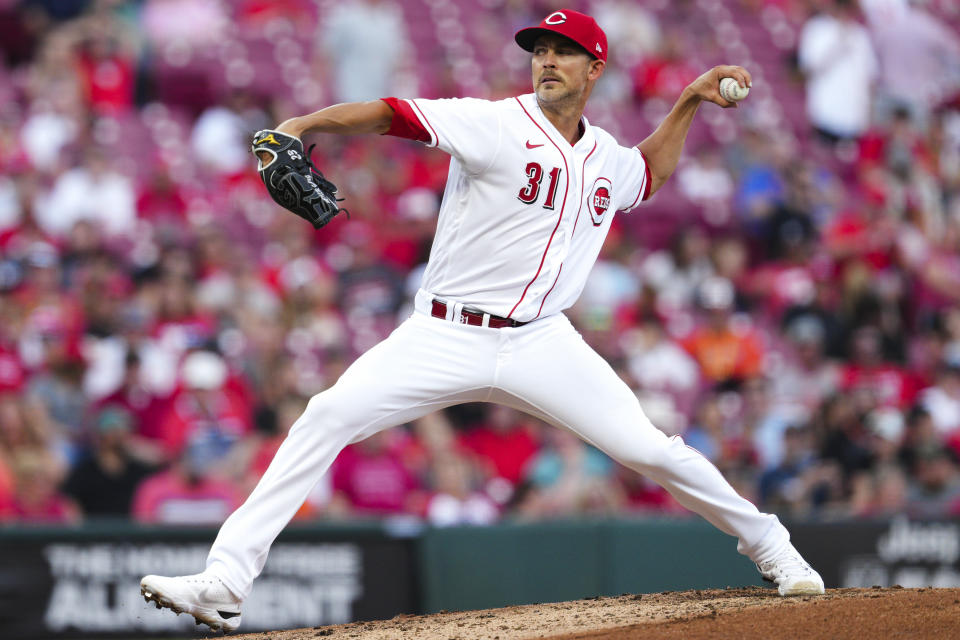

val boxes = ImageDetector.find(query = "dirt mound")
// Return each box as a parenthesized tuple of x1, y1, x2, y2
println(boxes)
(227, 587, 960, 640)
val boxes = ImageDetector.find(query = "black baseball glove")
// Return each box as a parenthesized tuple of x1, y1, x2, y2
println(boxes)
(251, 129, 346, 229)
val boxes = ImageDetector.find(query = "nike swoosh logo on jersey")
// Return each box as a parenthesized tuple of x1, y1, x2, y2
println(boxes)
(525, 140, 544, 149)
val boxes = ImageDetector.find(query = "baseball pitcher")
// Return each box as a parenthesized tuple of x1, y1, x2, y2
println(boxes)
(141, 9, 824, 632)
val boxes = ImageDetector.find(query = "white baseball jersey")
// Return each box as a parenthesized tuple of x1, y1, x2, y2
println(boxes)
(383, 93, 651, 321)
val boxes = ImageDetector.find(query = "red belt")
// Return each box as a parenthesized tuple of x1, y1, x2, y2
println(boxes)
(431, 299, 528, 328)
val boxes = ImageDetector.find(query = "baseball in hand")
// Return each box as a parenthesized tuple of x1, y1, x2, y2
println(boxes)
(719, 77, 750, 102)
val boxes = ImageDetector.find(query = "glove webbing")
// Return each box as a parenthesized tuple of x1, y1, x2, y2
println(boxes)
(304, 144, 349, 219)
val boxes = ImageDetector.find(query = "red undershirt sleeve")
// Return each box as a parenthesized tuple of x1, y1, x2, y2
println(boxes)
(638, 148, 652, 202)
(380, 97, 431, 143)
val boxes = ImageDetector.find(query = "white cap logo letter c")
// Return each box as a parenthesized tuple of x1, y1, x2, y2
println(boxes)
(545, 11, 567, 25)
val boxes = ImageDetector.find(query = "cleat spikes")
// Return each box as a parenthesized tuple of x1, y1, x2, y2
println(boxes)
(140, 572, 242, 632)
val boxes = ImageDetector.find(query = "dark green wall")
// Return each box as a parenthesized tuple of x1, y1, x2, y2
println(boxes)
(419, 518, 766, 613)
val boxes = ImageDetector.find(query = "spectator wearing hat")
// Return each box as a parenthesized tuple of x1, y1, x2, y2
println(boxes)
(63, 407, 158, 518)
(156, 350, 252, 461)
(865, 407, 906, 467)
(95, 351, 168, 456)
(845, 407, 909, 517)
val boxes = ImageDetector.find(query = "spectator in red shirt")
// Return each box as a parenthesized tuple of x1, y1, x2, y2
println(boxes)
(96, 351, 168, 454)
(136, 165, 188, 225)
(0, 449, 15, 521)
(151, 269, 219, 355)
(631, 28, 699, 102)
(156, 351, 251, 459)
(840, 326, 921, 408)
(75, 27, 135, 115)
(614, 462, 679, 513)
(458, 405, 541, 488)
(823, 197, 897, 273)
(329, 430, 424, 517)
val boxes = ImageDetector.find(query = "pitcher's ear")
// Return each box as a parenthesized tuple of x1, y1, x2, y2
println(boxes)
(589, 59, 605, 79)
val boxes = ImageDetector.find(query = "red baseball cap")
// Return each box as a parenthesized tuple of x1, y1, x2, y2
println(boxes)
(515, 9, 608, 63)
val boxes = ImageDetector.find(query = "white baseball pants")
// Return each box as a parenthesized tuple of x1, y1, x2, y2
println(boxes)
(206, 290, 789, 600)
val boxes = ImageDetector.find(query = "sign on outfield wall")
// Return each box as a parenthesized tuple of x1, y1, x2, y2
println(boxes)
(0, 525, 418, 639)
(791, 517, 960, 589)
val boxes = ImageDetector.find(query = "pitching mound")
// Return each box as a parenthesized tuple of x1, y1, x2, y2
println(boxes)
(229, 587, 960, 640)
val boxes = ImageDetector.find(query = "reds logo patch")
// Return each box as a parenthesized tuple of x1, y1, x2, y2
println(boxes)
(589, 179, 612, 226)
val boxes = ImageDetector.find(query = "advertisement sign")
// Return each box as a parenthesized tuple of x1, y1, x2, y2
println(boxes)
(0, 526, 417, 639)
(792, 517, 960, 589)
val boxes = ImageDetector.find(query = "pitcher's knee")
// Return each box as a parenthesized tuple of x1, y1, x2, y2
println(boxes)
(619, 431, 690, 473)
(289, 390, 355, 439)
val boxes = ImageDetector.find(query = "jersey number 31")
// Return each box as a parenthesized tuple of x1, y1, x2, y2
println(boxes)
(517, 162, 562, 210)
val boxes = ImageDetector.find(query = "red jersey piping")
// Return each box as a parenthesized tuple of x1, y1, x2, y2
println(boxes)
(410, 99, 439, 148)
(507, 97, 570, 320)
(535, 264, 563, 319)
(625, 147, 652, 211)
(570, 140, 598, 238)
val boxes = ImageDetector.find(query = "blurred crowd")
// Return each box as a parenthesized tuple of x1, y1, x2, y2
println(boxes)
(0, 0, 959, 529)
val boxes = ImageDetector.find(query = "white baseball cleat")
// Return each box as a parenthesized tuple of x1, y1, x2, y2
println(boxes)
(140, 572, 242, 632)
(755, 543, 825, 596)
